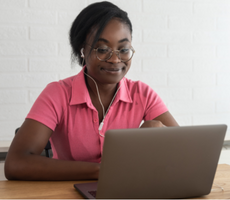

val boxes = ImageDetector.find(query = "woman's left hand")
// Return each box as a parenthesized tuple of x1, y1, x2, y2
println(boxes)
(140, 111, 179, 128)
(140, 120, 166, 128)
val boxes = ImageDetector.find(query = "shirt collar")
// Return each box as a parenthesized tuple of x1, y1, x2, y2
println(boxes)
(70, 67, 133, 106)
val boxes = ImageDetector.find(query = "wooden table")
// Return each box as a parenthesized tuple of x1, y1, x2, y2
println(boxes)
(0, 164, 230, 199)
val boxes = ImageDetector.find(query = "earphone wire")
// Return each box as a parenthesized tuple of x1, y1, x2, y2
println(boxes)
(84, 72, 105, 118)
(81, 54, 122, 137)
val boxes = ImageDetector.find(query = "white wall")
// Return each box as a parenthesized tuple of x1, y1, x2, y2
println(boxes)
(0, 0, 230, 141)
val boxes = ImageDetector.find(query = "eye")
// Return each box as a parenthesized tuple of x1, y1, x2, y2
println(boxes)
(120, 48, 130, 54)
(97, 47, 110, 54)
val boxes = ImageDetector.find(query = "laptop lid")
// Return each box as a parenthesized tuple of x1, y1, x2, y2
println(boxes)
(75, 124, 227, 199)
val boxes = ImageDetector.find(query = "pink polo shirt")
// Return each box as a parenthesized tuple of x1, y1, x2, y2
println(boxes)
(26, 67, 168, 163)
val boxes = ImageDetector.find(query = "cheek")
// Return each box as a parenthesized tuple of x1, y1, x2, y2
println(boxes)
(125, 60, 132, 70)
(85, 52, 97, 66)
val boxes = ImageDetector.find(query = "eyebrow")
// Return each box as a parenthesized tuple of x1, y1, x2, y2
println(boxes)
(97, 38, 130, 43)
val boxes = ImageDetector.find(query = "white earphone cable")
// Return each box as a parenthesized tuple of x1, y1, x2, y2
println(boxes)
(81, 50, 121, 137)
(84, 72, 105, 118)
(84, 72, 121, 137)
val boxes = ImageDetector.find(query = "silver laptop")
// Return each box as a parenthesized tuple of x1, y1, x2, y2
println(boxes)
(74, 124, 227, 199)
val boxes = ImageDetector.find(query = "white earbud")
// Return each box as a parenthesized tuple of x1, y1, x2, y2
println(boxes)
(80, 48, 84, 58)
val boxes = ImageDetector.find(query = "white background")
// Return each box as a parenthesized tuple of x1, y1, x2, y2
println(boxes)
(0, 0, 230, 141)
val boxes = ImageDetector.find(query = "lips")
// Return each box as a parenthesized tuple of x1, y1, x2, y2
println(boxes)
(101, 66, 126, 72)
(103, 68, 121, 72)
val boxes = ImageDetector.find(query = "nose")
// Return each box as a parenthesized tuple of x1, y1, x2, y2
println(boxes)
(106, 51, 121, 63)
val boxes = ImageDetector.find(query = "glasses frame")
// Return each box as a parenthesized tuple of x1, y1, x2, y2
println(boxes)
(87, 44, 135, 62)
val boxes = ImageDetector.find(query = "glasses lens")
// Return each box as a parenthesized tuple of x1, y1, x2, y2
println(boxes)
(96, 46, 134, 62)
(119, 48, 133, 62)
(96, 47, 111, 61)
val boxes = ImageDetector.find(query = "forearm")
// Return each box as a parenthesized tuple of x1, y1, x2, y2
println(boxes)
(5, 154, 100, 181)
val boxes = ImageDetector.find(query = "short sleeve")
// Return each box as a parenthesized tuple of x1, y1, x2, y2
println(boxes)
(26, 82, 66, 131)
(139, 82, 168, 121)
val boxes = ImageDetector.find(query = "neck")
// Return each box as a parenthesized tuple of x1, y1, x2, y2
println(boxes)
(85, 74, 118, 98)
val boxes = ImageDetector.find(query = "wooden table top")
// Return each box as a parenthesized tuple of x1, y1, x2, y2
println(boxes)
(0, 164, 229, 199)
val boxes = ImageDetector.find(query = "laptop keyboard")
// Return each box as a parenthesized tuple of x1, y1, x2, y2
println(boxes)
(88, 190, 97, 198)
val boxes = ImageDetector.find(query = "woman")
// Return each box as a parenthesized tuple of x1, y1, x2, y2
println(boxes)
(5, 1, 178, 181)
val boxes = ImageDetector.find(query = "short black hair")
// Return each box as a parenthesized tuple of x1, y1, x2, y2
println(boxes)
(69, 1, 132, 66)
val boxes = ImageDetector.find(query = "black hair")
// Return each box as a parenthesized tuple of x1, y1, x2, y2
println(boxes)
(69, 1, 132, 66)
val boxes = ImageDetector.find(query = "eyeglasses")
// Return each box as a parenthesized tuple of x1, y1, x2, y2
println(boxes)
(87, 44, 135, 62)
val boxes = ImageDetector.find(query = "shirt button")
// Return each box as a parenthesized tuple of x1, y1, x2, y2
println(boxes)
(94, 119, 97, 123)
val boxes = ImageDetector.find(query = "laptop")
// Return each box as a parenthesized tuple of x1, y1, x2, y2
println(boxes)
(74, 124, 227, 199)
